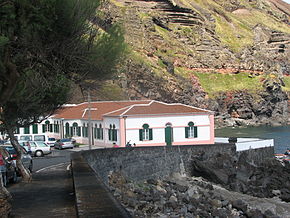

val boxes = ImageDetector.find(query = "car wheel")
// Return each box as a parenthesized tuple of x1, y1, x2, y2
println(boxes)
(2, 173, 7, 187)
(35, 150, 43, 157)
(28, 162, 33, 173)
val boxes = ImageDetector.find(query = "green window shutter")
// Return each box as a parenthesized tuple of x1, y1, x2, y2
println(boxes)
(185, 127, 189, 138)
(65, 124, 69, 136)
(108, 129, 111, 141)
(113, 130, 117, 141)
(139, 129, 143, 141)
(77, 127, 81, 136)
(33, 124, 38, 134)
(149, 129, 153, 140)
(15, 127, 20, 134)
(42, 124, 46, 133)
(70, 127, 73, 136)
(101, 129, 103, 140)
(194, 126, 198, 138)
(24, 126, 30, 134)
(97, 128, 100, 139)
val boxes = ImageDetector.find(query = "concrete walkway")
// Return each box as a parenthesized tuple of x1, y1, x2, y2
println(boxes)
(8, 163, 76, 218)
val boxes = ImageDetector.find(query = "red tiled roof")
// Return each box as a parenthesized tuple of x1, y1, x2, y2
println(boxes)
(52, 100, 152, 120)
(52, 100, 212, 120)
(104, 101, 212, 117)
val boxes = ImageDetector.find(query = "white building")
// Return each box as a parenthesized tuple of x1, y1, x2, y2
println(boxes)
(12, 100, 215, 147)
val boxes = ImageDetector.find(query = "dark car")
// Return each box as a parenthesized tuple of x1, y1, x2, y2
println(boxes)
(1, 144, 33, 173)
(54, 138, 75, 149)
(0, 147, 18, 186)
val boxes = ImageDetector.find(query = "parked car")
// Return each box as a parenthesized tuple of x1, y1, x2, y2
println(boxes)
(46, 137, 57, 147)
(0, 147, 18, 186)
(1, 144, 33, 173)
(54, 138, 75, 150)
(0, 140, 7, 145)
(19, 141, 51, 157)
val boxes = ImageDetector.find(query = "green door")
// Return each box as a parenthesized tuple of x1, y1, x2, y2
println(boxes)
(165, 125, 173, 146)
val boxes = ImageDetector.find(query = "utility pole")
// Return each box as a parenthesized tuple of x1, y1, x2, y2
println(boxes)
(88, 89, 92, 150)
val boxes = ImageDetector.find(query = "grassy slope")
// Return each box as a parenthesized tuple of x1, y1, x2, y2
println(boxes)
(190, 0, 290, 51)
(193, 72, 264, 97)
(110, 0, 290, 98)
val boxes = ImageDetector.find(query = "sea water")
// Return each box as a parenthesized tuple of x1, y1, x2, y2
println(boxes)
(215, 126, 290, 154)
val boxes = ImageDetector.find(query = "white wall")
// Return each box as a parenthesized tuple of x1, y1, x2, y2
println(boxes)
(125, 114, 211, 145)
(215, 137, 274, 151)
(103, 117, 120, 146)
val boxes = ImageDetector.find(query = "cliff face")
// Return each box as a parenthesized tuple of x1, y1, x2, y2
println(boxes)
(81, 0, 290, 127)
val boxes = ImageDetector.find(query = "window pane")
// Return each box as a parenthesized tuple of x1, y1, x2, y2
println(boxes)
(142, 129, 149, 140)
(36, 142, 48, 147)
(34, 135, 45, 141)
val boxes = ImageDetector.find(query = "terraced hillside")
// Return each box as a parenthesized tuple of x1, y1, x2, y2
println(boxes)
(75, 0, 290, 127)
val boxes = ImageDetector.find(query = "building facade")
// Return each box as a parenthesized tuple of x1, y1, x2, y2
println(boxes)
(10, 100, 215, 147)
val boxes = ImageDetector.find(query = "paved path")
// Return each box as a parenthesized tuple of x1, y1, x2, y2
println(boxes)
(8, 163, 76, 218)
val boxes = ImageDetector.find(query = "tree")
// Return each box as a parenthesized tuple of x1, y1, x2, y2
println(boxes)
(0, 0, 126, 182)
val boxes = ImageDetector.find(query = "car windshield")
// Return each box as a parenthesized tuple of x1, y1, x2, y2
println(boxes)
(36, 142, 48, 147)
(48, 138, 56, 141)
(61, 139, 71, 142)
(34, 135, 45, 141)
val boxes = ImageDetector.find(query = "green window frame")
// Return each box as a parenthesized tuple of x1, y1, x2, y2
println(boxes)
(15, 127, 20, 134)
(44, 121, 50, 133)
(97, 127, 100, 139)
(113, 125, 117, 141)
(100, 124, 103, 140)
(185, 122, 197, 138)
(42, 124, 46, 133)
(65, 123, 70, 137)
(94, 124, 97, 139)
(108, 125, 112, 141)
(32, 124, 38, 134)
(139, 124, 153, 141)
(72, 123, 79, 137)
(108, 124, 117, 141)
(24, 126, 30, 134)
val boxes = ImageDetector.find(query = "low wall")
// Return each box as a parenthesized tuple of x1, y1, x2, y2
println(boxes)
(81, 143, 236, 185)
(237, 146, 275, 165)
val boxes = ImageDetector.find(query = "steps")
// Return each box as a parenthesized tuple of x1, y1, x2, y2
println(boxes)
(120, 0, 204, 27)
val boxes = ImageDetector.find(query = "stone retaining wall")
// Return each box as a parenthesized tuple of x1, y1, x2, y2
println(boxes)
(74, 144, 275, 216)
(237, 146, 275, 165)
(82, 144, 236, 185)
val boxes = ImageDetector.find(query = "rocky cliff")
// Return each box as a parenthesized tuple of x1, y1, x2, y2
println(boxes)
(74, 0, 290, 127)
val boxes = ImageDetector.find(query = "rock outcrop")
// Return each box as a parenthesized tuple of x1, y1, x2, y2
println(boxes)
(108, 152, 290, 217)
(191, 153, 290, 203)
(109, 169, 290, 217)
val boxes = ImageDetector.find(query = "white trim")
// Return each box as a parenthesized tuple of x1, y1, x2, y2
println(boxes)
(82, 108, 98, 118)
(104, 100, 213, 118)
(103, 101, 154, 116)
